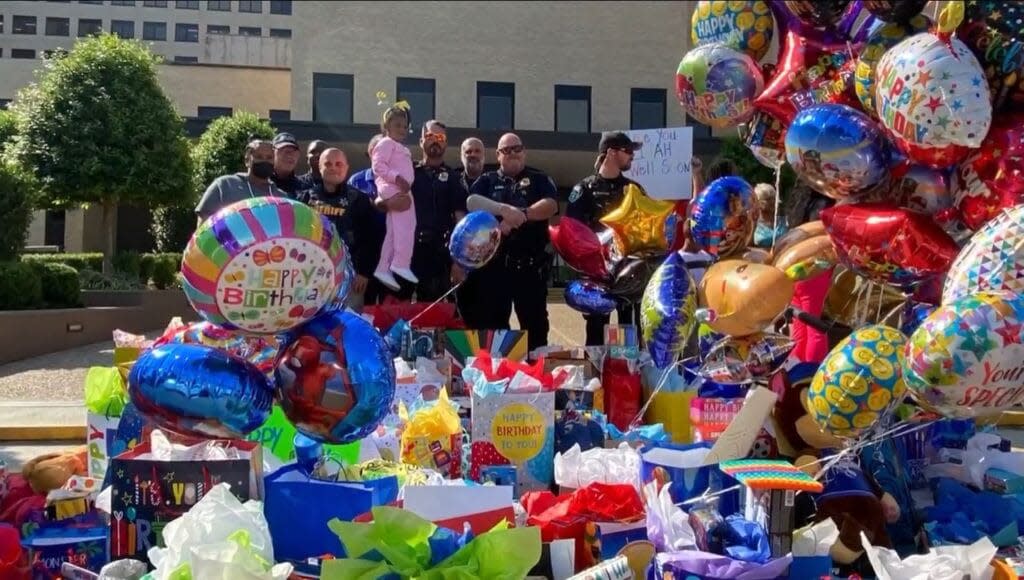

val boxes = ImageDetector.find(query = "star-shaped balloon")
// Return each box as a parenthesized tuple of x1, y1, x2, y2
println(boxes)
(599, 183, 677, 257)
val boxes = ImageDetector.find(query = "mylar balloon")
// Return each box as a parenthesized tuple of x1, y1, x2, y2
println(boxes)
(129, 343, 274, 438)
(600, 184, 679, 257)
(181, 197, 346, 335)
(698, 332, 795, 385)
(863, 0, 927, 22)
(891, 164, 953, 217)
(675, 43, 764, 129)
(691, 0, 774, 62)
(944, 205, 1024, 304)
(698, 260, 795, 338)
(959, 0, 1024, 112)
(641, 252, 698, 369)
(898, 302, 936, 336)
(782, 0, 853, 29)
(771, 221, 826, 259)
(609, 256, 661, 302)
(854, 15, 932, 117)
(822, 204, 959, 289)
(550, 217, 610, 280)
(449, 211, 501, 271)
(154, 321, 285, 376)
(688, 177, 756, 257)
(772, 235, 837, 281)
(807, 325, 908, 439)
(564, 280, 617, 316)
(953, 114, 1024, 231)
(276, 310, 395, 444)
(905, 292, 1024, 418)
(744, 112, 787, 169)
(785, 104, 890, 200)
(874, 32, 993, 168)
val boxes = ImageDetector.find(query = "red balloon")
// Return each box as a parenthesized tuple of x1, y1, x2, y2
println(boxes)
(549, 217, 609, 281)
(953, 114, 1024, 231)
(754, 28, 862, 124)
(822, 203, 959, 289)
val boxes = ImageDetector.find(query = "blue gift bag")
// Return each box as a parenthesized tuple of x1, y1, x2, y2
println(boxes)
(640, 441, 740, 517)
(263, 464, 399, 563)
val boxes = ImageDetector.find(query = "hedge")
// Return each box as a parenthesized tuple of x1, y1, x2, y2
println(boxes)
(28, 261, 81, 308)
(21, 252, 181, 287)
(0, 261, 44, 310)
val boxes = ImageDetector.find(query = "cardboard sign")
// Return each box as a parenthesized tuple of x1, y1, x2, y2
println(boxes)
(622, 127, 694, 201)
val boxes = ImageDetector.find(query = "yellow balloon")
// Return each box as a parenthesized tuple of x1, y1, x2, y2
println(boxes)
(599, 183, 675, 256)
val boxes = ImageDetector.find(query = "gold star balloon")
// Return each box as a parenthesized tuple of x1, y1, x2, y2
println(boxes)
(599, 184, 679, 257)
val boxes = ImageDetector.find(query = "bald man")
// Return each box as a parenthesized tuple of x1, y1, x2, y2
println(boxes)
(298, 139, 330, 190)
(463, 133, 559, 351)
(297, 148, 381, 311)
(457, 137, 485, 191)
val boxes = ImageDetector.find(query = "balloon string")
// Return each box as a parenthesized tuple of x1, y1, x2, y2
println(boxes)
(771, 166, 782, 252)
(407, 281, 464, 326)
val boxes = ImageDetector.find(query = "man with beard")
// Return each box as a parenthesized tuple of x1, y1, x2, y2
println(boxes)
(271, 132, 303, 197)
(377, 120, 467, 301)
(566, 131, 645, 346)
(457, 137, 486, 192)
(298, 139, 329, 190)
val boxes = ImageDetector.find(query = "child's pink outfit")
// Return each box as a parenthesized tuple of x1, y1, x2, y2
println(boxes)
(371, 136, 417, 287)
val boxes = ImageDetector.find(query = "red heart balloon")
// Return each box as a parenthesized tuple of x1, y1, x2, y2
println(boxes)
(953, 114, 1024, 231)
(549, 217, 610, 281)
(821, 203, 959, 288)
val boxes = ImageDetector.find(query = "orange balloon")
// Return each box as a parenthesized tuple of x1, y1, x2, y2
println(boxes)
(741, 247, 772, 264)
(600, 184, 676, 256)
(699, 260, 795, 337)
(770, 220, 826, 259)
(773, 235, 837, 281)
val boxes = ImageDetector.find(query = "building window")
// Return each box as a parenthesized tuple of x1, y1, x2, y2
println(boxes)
(238, 0, 262, 13)
(477, 81, 514, 130)
(689, 121, 712, 139)
(198, 106, 232, 119)
(269, 28, 290, 38)
(78, 19, 103, 37)
(11, 49, 36, 59)
(207, 0, 231, 10)
(110, 20, 134, 39)
(238, 26, 261, 36)
(174, 55, 199, 63)
(13, 16, 37, 35)
(143, 1, 168, 6)
(207, 24, 229, 35)
(630, 88, 666, 130)
(175, 0, 199, 8)
(142, 21, 166, 40)
(396, 77, 435, 131)
(175, 23, 198, 42)
(269, 0, 291, 15)
(0, 100, 10, 110)
(313, 73, 353, 124)
(0, 15, 4, 34)
(269, 109, 290, 122)
(111, 0, 136, 5)
(554, 84, 591, 133)
(45, 17, 70, 37)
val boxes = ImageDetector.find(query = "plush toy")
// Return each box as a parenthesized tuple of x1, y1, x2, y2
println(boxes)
(21, 448, 87, 496)
(772, 363, 898, 569)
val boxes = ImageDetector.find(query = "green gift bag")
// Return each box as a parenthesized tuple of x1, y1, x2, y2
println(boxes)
(248, 405, 362, 465)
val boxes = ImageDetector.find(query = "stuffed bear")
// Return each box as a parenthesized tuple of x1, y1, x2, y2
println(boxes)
(21, 448, 87, 496)
(772, 363, 898, 568)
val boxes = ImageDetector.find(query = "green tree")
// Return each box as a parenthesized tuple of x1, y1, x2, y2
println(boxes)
(8, 33, 191, 273)
(153, 111, 275, 252)
(0, 110, 16, 156)
(0, 161, 38, 261)
(714, 136, 797, 204)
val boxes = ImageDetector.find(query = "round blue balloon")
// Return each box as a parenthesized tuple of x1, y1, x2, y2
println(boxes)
(565, 280, 617, 315)
(128, 343, 274, 438)
(785, 104, 891, 201)
(689, 176, 755, 257)
(275, 309, 396, 444)
(449, 211, 502, 271)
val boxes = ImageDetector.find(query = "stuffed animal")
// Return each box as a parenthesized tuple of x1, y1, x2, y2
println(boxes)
(21, 448, 87, 496)
(772, 363, 898, 568)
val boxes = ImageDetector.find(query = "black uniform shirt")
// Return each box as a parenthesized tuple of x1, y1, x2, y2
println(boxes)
(298, 182, 380, 277)
(565, 173, 637, 227)
(411, 161, 468, 241)
(470, 167, 558, 257)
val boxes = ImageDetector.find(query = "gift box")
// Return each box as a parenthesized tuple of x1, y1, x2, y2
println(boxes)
(639, 441, 740, 516)
(21, 522, 107, 579)
(472, 391, 555, 493)
(445, 330, 528, 396)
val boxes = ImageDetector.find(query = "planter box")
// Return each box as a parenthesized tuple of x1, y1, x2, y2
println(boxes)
(81, 291, 144, 307)
(0, 289, 196, 364)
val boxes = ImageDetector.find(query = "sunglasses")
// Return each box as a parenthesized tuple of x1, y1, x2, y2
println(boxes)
(498, 144, 525, 155)
(424, 132, 448, 145)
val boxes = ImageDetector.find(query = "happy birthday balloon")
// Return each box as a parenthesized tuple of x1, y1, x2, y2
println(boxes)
(855, 15, 932, 117)
(744, 112, 787, 169)
(449, 211, 502, 271)
(600, 184, 679, 257)
(691, 0, 775, 62)
(675, 43, 764, 129)
(699, 332, 795, 385)
(905, 292, 1024, 418)
(609, 256, 662, 302)
(564, 280, 617, 316)
(550, 217, 611, 281)
(641, 252, 698, 369)
(785, 104, 891, 200)
(953, 114, 1024, 231)
(698, 260, 795, 338)
(944, 205, 1024, 304)
(688, 176, 756, 257)
(959, 0, 1024, 113)
(182, 197, 346, 335)
(874, 32, 993, 168)
(862, 0, 927, 22)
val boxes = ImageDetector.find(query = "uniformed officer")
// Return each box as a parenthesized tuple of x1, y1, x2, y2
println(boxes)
(465, 133, 559, 352)
(567, 131, 644, 346)
(456, 137, 486, 192)
(377, 120, 467, 301)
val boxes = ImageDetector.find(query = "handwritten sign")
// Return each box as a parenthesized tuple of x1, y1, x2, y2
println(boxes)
(622, 126, 694, 201)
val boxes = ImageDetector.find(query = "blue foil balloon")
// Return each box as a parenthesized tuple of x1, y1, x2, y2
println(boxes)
(564, 280, 617, 315)
(275, 309, 396, 444)
(449, 211, 501, 271)
(128, 343, 274, 438)
(785, 104, 890, 201)
(900, 302, 936, 336)
(641, 252, 698, 369)
(688, 176, 755, 257)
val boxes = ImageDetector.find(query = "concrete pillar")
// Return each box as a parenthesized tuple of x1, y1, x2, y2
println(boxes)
(64, 206, 108, 253)
(25, 210, 46, 246)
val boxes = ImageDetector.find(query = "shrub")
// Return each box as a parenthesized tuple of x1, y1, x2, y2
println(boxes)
(0, 161, 38, 261)
(153, 205, 197, 253)
(0, 110, 16, 156)
(22, 252, 104, 272)
(139, 253, 156, 285)
(113, 251, 141, 281)
(29, 261, 81, 308)
(151, 254, 179, 289)
(78, 269, 145, 291)
(0, 261, 43, 310)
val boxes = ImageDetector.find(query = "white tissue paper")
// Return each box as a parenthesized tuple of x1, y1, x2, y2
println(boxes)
(644, 480, 697, 552)
(394, 358, 417, 380)
(861, 532, 996, 580)
(507, 370, 545, 394)
(554, 443, 641, 490)
(148, 483, 292, 580)
(415, 356, 447, 385)
(792, 518, 839, 557)
(925, 432, 1024, 488)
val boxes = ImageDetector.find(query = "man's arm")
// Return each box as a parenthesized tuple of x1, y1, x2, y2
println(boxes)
(526, 174, 559, 222)
(194, 178, 223, 224)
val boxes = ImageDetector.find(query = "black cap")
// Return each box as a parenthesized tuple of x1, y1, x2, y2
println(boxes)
(598, 131, 642, 154)
(272, 132, 298, 150)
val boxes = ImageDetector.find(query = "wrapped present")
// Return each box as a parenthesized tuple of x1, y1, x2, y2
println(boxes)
(444, 330, 528, 396)
(470, 388, 554, 493)
(640, 441, 740, 517)
(365, 298, 465, 332)
(602, 356, 641, 433)
(400, 392, 463, 479)
(246, 405, 363, 467)
(21, 522, 107, 579)
(84, 367, 129, 479)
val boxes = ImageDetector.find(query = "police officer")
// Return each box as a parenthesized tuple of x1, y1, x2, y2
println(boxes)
(567, 131, 644, 346)
(466, 133, 558, 352)
(297, 139, 329, 190)
(271, 132, 303, 197)
(377, 120, 467, 301)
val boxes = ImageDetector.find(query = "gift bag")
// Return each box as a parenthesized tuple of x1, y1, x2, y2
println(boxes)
(640, 441, 739, 517)
(21, 522, 107, 579)
(400, 392, 462, 478)
(264, 464, 398, 563)
(472, 390, 555, 494)
(641, 359, 695, 444)
(108, 438, 262, 565)
(247, 405, 362, 467)
(602, 355, 641, 432)
(84, 367, 128, 479)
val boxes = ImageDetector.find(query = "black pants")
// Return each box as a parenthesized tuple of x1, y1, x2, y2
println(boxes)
(458, 254, 551, 352)
(390, 236, 452, 303)
(583, 302, 640, 346)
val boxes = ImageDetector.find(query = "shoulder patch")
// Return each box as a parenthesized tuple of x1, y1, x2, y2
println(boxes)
(568, 185, 583, 204)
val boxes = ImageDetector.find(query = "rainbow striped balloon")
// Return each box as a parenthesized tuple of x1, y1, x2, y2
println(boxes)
(182, 197, 347, 335)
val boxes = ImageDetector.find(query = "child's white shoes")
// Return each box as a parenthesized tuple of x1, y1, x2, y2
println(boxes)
(391, 267, 419, 284)
(374, 270, 402, 291)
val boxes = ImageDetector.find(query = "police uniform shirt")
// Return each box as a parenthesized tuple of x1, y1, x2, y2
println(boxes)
(298, 182, 379, 277)
(411, 162, 468, 240)
(470, 168, 558, 257)
(566, 173, 636, 227)
(273, 172, 303, 197)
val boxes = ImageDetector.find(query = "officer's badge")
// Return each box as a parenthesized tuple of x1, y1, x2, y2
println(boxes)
(568, 185, 583, 204)
(520, 178, 531, 188)
(439, 172, 449, 182)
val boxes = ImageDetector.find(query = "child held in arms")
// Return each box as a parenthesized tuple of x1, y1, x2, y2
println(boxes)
(371, 102, 417, 291)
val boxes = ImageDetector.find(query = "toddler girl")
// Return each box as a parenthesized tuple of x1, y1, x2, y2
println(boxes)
(372, 104, 417, 290)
